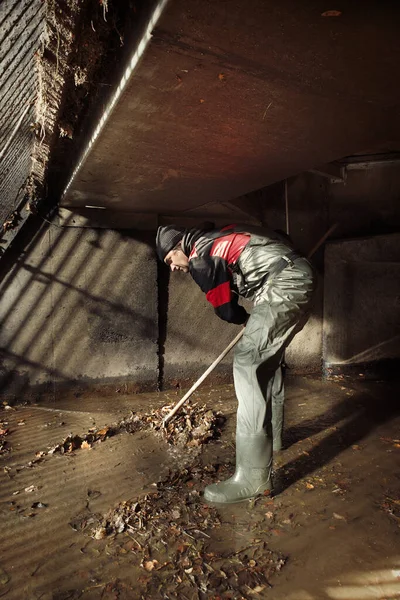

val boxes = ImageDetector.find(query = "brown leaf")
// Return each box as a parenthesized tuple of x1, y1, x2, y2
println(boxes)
(321, 10, 342, 17)
(332, 512, 346, 521)
(248, 559, 257, 567)
(143, 559, 159, 572)
(96, 427, 110, 437)
(249, 585, 266, 594)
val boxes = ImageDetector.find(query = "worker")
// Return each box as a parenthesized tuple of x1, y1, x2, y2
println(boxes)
(156, 223, 316, 503)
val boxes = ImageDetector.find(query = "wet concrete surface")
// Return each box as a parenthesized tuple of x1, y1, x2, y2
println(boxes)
(0, 375, 399, 599)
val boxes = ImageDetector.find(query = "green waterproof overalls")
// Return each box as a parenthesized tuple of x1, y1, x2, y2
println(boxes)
(204, 232, 315, 503)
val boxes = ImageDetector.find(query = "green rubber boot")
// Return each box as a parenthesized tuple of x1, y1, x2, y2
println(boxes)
(204, 433, 272, 504)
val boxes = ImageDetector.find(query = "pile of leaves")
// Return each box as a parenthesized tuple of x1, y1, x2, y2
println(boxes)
(39, 403, 224, 457)
(85, 466, 285, 599)
(47, 426, 115, 454)
(122, 403, 226, 447)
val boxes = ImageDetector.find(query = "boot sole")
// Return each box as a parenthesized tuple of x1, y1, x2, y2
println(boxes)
(203, 485, 272, 505)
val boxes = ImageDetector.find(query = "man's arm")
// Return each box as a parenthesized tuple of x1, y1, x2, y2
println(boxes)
(189, 256, 248, 325)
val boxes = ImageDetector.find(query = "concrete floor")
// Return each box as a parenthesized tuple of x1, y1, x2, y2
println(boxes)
(1, 376, 399, 599)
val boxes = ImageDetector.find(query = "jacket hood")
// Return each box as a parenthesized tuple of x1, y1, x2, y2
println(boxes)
(181, 228, 205, 257)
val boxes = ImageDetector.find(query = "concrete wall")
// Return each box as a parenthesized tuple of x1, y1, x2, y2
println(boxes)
(323, 233, 400, 379)
(224, 165, 400, 379)
(283, 165, 400, 379)
(2, 163, 400, 398)
(0, 220, 158, 399)
(164, 268, 322, 385)
(162, 179, 326, 382)
(163, 272, 246, 387)
(229, 174, 329, 375)
(329, 165, 400, 238)
(159, 174, 329, 383)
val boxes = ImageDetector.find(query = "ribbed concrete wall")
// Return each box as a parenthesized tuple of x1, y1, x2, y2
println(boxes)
(0, 0, 44, 224)
(0, 220, 158, 398)
(323, 233, 400, 379)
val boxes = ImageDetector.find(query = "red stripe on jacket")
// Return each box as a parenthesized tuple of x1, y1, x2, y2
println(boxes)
(206, 281, 231, 308)
(210, 233, 250, 264)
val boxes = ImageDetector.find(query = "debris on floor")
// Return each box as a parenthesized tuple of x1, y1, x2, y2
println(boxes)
(380, 494, 400, 526)
(47, 426, 114, 455)
(2, 378, 400, 600)
(74, 464, 285, 599)
(122, 403, 226, 447)
(0, 419, 10, 455)
(37, 403, 226, 458)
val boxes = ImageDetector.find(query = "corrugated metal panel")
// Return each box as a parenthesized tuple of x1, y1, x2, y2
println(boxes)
(0, 0, 44, 225)
(0, 0, 80, 251)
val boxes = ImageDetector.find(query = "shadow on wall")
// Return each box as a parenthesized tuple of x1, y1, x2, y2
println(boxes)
(0, 214, 239, 400)
(0, 212, 162, 400)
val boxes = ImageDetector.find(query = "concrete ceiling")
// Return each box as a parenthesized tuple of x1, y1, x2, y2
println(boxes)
(61, 0, 400, 215)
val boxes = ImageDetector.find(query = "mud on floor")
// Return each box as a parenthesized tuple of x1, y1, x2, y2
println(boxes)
(0, 376, 400, 599)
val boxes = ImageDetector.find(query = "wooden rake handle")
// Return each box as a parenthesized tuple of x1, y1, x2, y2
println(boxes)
(162, 328, 244, 426)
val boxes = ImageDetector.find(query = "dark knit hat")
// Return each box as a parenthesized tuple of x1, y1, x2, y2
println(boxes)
(156, 225, 186, 261)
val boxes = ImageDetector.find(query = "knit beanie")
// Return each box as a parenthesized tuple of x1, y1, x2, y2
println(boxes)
(156, 225, 186, 261)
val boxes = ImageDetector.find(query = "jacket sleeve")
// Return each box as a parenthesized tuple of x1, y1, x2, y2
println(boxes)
(189, 256, 248, 324)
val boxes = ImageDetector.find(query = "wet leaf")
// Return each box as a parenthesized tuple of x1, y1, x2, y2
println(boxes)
(321, 10, 342, 17)
(248, 559, 257, 567)
(0, 567, 10, 585)
(93, 526, 107, 540)
(249, 585, 266, 594)
(25, 485, 38, 493)
(96, 427, 110, 437)
(143, 559, 159, 571)
(332, 512, 346, 521)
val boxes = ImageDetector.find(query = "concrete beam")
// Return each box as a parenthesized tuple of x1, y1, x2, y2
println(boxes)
(343, 153, 400, 170)
(61, 0, 400, 215)
(309, 163, 346, 184)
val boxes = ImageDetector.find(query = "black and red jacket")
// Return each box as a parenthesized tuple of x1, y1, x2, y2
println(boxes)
(181, 225, 252, 325)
